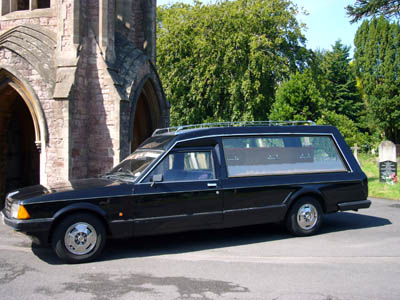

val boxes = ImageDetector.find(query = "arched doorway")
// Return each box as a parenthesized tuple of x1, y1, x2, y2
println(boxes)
(131, 80, 162, 151)
(0, 82, 40, 206)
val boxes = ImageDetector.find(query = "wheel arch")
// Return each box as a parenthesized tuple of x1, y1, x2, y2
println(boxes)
(48, 203, 110, 243)
(285, 188, 327, 216)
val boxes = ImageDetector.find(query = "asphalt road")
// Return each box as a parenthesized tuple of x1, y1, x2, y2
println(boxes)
(0, 197, 399, 300)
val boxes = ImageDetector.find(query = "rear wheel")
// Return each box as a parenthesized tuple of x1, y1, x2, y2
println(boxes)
(52, 213, 106, 263)
(286, 197, 322, 236)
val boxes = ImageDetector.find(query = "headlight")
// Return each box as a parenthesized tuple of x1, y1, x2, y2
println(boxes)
(10, 203, 20, 218)
(10, 203, 30, 219)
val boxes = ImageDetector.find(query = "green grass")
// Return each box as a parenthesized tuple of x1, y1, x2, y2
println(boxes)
(358, 153, 400, 200)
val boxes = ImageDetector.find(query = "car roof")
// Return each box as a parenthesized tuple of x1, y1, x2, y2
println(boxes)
(153, 124, 341, 143)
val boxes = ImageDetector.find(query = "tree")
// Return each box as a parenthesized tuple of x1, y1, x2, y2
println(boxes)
(157, 0, 308, 125)
(317, 110, 370, 147)
(269, 70, 324, 121)
(346, 0, 400, 23)
(270, 44, 370, 146)
(320, 41, 364, 122)
(354, 17, 400, 143)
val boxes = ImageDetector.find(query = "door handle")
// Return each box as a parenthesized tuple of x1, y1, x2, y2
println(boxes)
(207, 183, 217, 188)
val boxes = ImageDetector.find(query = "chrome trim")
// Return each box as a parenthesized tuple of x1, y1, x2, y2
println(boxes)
(223, 204, 285, 214)
(152, 121, 316, 136)
(6, 191, 19, 199)
(131, 186, 221, 196)
(297, 203, 318, 230)
(282, 192, 294, 204)
(226, 169, 348, 178)
(331, 134, 353, 173)
(5, 191, 19, 217)
(64, 222, 97, 256)
(109, 219, 135, 224)
(133, 210, 221, 222)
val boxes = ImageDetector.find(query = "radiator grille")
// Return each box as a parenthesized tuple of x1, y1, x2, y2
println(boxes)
(5, 196, 12, 217)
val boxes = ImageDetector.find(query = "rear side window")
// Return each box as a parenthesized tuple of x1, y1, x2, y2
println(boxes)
(222, 136, 347, 177)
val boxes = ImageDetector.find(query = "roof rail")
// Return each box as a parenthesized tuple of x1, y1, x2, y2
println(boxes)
(152, 120, 316, 136)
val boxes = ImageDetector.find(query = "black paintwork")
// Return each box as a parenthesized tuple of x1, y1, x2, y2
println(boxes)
(1, 125, 370, 245)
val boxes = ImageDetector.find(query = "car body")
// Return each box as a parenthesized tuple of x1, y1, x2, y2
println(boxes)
(2, 122, 370, 263)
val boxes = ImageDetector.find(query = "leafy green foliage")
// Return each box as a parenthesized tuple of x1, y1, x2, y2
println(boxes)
(269, 70, 323, 121)
(157, 0, 308, 125)
(156, 0, 397, 150)
(316, 110, 370, 146)
(270, 42, 369, 146)
(354, 17, 400, 143)
(346, 0, 400, 23)
(319, 41, 364, 122)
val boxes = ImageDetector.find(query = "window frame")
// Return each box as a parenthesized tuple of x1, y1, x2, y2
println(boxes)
(142, 147, 217, 184)
(221, 134, 350, 178)
(1, 0, 52, 17)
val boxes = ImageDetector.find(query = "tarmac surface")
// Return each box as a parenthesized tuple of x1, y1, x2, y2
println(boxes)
(0, 197, 399, 300)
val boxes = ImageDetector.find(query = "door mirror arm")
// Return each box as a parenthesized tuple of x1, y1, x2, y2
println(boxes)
(151, 174, 163, 187)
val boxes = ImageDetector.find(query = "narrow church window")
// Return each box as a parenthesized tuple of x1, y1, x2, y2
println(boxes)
(17, 0, 29, 10)
(3, 0, 51, 14)
(37, 0, 50, 9)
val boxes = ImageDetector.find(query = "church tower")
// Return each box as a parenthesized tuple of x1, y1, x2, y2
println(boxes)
(0, 0, 170, 205)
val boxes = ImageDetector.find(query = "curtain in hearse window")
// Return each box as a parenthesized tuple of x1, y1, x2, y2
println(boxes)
(222, 136, 347, 177)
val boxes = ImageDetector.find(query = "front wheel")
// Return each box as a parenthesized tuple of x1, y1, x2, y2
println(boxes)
(52, 213, 106, 263)
(286, 197, 322, 236)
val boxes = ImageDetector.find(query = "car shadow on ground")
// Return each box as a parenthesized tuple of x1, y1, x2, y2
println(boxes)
(31, 211, 391, 265)
(321, 211, 391, 234)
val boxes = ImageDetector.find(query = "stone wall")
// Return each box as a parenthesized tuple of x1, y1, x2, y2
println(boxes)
(0, 47, 67, 185)
(0, 0, 169, 197)
(0, 7, 57, 33)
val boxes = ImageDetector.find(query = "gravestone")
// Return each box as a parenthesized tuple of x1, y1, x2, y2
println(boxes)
(351, 143, 360, 165)
(379, 141, 397, 182)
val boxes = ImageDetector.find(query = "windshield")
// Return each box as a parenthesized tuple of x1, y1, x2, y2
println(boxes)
(104, 150, 163, 182)
(139, 135, 174, 150)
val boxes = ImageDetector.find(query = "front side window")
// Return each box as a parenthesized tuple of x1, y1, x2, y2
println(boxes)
(144, 151, 215, 182)
(223, 136, 347, 177)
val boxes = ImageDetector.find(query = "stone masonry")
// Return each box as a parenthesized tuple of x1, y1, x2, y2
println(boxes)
(0, 0, 170, 204)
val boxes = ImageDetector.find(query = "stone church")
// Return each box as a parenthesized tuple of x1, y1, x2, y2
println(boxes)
(0, 0, 170, 205)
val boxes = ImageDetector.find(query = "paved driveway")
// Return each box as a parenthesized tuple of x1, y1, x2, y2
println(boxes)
(0, 197, 399, 300)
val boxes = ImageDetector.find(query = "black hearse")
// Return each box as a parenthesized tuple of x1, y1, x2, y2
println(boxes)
(2, 121, 370, 263)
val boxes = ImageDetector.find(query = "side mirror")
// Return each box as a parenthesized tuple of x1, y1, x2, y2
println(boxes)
(151, 174, 163, 187)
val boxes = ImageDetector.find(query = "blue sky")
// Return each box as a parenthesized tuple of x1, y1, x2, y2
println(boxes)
(291, 0, 361, 56)
(157, 0, 361, 57)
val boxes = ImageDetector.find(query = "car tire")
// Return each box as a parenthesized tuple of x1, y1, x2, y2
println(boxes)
(52, 213, 106, 264)
(286, 197, 322, 236)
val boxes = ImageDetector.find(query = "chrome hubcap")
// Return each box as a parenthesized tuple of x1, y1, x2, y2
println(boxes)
(297, 204, 318, 230)
(64, 222, 97, 255)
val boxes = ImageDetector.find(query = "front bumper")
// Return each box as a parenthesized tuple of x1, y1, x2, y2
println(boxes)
(1, 211, 54, 236)
(337, 199, 371, 211)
